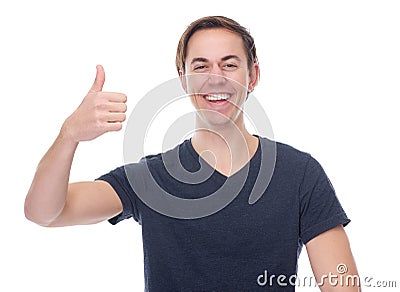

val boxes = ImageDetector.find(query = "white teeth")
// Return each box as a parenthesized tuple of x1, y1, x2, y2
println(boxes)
(205, 94, 230, 101)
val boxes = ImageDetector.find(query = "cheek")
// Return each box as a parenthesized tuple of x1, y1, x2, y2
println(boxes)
(190, 94, 196, 104)
(229, 71, 250, 89)
(186, 76, 209, 94)
(231, 75, 250, 95)
(189, 94, 200, 108)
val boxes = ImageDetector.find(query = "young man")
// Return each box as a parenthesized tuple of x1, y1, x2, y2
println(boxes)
(25, 16, 360, 291)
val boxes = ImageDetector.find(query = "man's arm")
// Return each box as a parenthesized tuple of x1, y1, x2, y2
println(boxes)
(306, 225, 361, 291)
(24, 65, 126, 227)
(45, 181, 123, 227)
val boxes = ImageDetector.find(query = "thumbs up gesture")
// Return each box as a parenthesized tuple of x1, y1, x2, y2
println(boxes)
(61, 65, 127, 142)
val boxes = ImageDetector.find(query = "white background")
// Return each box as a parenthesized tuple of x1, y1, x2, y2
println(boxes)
(1, 0, 399, 291)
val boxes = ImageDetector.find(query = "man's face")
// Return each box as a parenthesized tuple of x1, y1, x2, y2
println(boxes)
(181, 28, 258, 127)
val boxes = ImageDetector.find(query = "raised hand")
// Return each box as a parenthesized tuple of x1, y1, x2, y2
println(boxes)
(61, 65, 127, 142)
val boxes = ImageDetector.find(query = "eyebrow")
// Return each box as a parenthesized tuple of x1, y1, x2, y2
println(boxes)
(221, 55, 241, 62)
(190, 55, 242, 65)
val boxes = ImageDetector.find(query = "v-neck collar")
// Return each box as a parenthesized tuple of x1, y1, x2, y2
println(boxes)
(185, 134, 261, 180)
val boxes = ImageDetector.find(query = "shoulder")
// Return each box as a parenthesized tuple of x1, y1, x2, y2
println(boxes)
(276, 141, 310, 160)
(259, 136, 312, 166)
(135, 139, 196, 173)
(257, 136, 328, 184)
(138, 140, 188, 164)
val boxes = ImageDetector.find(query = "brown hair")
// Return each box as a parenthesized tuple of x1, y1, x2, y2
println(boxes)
(176, 16, 258, 74)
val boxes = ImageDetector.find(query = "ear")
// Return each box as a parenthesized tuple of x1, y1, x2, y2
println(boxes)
(248, 62, 260, 93)
(179, 69, 188, 93)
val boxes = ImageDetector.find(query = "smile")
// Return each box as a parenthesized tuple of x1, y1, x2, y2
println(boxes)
(203, 93, 231, 101)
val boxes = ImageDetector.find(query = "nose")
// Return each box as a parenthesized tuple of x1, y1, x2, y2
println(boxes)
(207, 65, 226, 85)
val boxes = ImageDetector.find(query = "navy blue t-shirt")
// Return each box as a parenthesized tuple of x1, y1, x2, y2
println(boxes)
(97, 135, 350, 291)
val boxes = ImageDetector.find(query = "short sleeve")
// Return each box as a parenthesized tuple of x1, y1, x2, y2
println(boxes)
(96, 166, 141, 225)
(299, 156, 350, 244)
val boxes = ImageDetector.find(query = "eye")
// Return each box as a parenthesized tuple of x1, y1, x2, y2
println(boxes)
(193, 64, 208, 72)
(223, 63, 238, 70)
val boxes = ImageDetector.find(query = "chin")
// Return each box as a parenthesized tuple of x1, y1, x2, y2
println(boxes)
(197, 110, 242, 129)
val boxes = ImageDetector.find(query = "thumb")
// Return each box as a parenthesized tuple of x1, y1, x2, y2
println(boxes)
(89, 65, 105, 93)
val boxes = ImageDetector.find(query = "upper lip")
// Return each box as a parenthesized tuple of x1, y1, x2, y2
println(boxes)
(203, 92, 232, 97)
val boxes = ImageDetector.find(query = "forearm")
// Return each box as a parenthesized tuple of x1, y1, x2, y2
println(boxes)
(24, 127, 78, 226)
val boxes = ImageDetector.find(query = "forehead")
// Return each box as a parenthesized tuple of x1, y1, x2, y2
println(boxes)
(186, 28, 246, 60)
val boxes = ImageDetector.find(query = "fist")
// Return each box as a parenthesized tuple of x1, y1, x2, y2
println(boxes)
(62, 65, 127, 142)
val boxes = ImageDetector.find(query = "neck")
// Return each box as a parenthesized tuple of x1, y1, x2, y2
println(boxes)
(190, 114, 258, 176)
